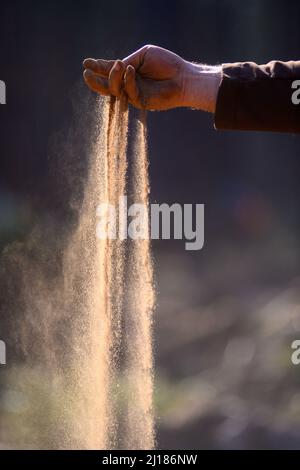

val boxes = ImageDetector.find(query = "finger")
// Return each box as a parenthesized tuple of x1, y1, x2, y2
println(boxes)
(83, 58, 115, 77)
(83, 69, 110, 95)
(122, 45, 150, 70)
(108, 60, 125, 97)
(124, 65, 140, 106)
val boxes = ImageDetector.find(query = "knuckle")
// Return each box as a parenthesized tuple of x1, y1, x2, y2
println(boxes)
(143, 44, 156, 50)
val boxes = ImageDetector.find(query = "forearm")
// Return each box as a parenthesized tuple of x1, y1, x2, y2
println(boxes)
(183, 59, 300, 133)
(214, 60, 300, 133)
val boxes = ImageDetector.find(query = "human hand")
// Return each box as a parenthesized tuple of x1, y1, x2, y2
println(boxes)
(83, 45, 221, 112)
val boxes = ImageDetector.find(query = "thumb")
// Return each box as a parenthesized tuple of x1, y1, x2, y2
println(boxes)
(122, 45, 150, 71)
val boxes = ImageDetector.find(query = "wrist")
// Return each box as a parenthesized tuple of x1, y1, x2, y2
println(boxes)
(181, 61, 222, 113)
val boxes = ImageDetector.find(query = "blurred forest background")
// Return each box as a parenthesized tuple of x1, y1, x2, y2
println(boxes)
(1, 0, 300, 449)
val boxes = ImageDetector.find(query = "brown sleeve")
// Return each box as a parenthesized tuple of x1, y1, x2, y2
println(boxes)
(214, 60, 300, 133)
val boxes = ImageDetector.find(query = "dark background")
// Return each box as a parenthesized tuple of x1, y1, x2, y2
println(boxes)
(1, 0, 300, 449)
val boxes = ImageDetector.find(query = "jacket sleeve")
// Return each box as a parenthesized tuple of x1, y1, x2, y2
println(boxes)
(214, 60, 300, 133)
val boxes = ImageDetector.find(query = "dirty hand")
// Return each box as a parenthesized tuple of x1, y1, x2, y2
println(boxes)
(83, 45, 221, 112)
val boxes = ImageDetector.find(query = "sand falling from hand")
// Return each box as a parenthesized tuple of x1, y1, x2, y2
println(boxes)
(61, 95, 155, 449)
(2, 95, 155, 450)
